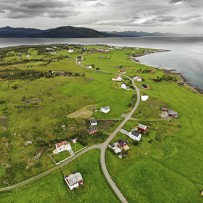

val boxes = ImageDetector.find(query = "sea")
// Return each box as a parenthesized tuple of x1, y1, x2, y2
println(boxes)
(0, 37, 202, 90)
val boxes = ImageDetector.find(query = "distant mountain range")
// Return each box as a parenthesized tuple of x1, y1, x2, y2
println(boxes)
(0, 26, 181, 38)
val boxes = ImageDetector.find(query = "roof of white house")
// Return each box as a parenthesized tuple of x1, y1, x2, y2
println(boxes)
(138, 123, 147, 129)
(101, 106, 110, 110)
(131, 131, 141, 137)
(141, 95, 149, 101)
(90, 119, 97, 124)
(65, 172, 83, 186)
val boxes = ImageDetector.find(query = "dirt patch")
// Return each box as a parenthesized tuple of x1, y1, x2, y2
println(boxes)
(67, 105, 97, 119)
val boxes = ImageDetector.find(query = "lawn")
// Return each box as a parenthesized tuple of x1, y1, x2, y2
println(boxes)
(0, 150, 119, 203)
(106, 77, 203, 202)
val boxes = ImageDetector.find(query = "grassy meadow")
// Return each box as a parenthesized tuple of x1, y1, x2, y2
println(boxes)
(106, 78, 203, 202)
(0, 44, 202, 203)
(0, 150, 119, 203)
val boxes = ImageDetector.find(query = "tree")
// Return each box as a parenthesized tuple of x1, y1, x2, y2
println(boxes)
(133, 140, 139, 146)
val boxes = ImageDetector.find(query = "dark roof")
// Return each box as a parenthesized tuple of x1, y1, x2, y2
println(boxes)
(117, 139, 128, 145)
(142, 84, 149, 88)
(131, 131, 140, 137)
(109, 143, 115, 148)
(90, 119, 97, 124)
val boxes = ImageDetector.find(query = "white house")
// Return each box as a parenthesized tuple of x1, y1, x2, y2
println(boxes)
(141, 95, 149, 101)
(100, 106, 110, 113)
(121, 83, 127, 90)
(112, 76, 122, 81)
(108, 143, 122, 154)
(68, 49, 74, 53)
(54, 141, 72, 154)
(127, 131, 142, 141)
(46, 47, 54, 51)
(64, 172, 83, 190)
(86, 65, 92, 69)
(90, 119, 97, 126)
(133, 76, 142, 82)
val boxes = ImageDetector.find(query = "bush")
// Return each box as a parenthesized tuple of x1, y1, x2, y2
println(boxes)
(155, 134, 162, 142)
(133, 140, 139, 146)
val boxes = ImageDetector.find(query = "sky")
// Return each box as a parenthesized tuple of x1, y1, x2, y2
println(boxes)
(0, 0, 203, 34)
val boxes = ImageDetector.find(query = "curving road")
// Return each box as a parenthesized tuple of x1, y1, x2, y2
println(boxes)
(100, 76, 140, 203)
(0, 58, 140, 203)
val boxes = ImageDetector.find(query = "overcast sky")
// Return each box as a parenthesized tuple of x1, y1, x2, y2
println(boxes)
(0, 0, 203, 33)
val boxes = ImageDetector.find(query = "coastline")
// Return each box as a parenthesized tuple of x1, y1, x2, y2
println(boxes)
(133, 52, 203, 95)
(0, 43, 202, 95)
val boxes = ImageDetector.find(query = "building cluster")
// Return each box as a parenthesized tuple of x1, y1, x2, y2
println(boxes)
(160, 107, 179, 118)
(108, 139, 130, 158)
(88, 118, 98, 135)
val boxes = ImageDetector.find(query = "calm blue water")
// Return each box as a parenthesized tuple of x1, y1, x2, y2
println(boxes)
(0, 37, 202, 90)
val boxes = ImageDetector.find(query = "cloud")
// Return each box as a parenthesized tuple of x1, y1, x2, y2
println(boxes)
(0, 0, 78, 19)
(0, 0, 202, 34)
(93, 2, 105, 7)
(169, 0, 183, 3)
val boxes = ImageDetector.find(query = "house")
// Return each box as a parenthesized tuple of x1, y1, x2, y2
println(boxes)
(168, 110, 178, 118)
(117, 139, 130, 151)
(90, 119, 97, 126)
(64, 172, 83, 190)
(142, 84, 149, 88)
(68, 49, 74, 53)
(138, 123, 148, 133)
(127, 131, 142, 141)
(112, 75, 122, 81)
(133, 76, 142, 82)
(46, 47, 54, 51)
(86, 65, 92, 69)
(141, 95, 149, 101)
(108, 143, 122, 154)
(119, 70, 126, 74)
(121, 83, 127, 90)
(108, 139, 130, 154)
(54, 141, 71, 154)
(161, 106, 168, 111)
(100, 106, 110, 113)
(88, 125, 97, 135)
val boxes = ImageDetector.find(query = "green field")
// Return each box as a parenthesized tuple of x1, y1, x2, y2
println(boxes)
(0, 150, 119, 203)
(0, 44, 202, 202)
(106, 81, 203, 202)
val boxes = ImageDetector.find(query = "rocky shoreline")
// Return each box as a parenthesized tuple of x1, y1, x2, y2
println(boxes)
(132, 51, 203, 95)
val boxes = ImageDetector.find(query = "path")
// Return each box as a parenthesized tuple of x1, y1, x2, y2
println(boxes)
(100, 76, 140, 203)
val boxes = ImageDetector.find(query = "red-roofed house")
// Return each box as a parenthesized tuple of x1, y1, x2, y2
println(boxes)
(138, 124, 148, 133)
(119, 70, 126, 74)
